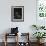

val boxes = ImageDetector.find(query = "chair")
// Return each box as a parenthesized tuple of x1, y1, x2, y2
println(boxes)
(4, 33, 18, 46)
(18, 33, 30, 46)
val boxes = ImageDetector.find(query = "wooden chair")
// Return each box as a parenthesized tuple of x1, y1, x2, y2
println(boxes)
(4, 33, 18, 46)
(18, 33, 30, 46)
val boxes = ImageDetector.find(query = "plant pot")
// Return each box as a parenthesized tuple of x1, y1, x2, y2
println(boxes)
(37, 39, 45, 44)
(40, 38, 45, 43)
(37, 39, 40, 43)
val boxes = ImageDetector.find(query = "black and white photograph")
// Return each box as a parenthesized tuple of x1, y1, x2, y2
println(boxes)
(11, 6, 24, 22)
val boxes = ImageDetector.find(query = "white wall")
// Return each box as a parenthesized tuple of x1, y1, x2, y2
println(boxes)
(0, 0, 36, 42)
(0, 0, 36, 34)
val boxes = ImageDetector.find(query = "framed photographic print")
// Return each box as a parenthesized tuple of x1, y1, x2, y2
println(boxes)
(11, 6, 24, 22)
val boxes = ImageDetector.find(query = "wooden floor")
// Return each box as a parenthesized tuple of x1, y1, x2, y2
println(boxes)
(0, 42, 46, 46)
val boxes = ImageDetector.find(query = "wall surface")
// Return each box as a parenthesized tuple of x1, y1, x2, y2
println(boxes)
(0, 0, 36, 42)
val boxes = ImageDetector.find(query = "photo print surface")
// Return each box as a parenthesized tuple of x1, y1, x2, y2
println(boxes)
(11, 6, 24, 22)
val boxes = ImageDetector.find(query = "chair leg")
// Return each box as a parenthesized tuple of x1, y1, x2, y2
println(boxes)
(4, 41, 7, 46)
(4, 33, 7, 46)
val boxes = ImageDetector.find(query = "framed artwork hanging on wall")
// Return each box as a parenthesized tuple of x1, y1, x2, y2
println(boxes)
(36, 0, 46, 26)
(11, 6, 24, 22)
(37, 0, 46, 19)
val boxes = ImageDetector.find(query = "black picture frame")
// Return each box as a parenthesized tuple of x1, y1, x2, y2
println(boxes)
(11, 6, 24, 22)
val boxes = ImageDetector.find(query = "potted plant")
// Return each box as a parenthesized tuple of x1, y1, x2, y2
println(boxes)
(33, 32, 46, 43)
(32, 25, 39, 30)
(32, 24, 45, 30)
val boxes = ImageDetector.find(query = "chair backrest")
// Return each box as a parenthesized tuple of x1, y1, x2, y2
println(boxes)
(18, 33, 29, 42)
